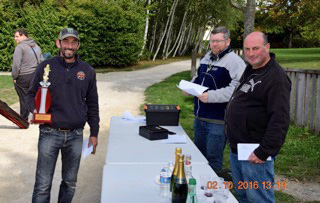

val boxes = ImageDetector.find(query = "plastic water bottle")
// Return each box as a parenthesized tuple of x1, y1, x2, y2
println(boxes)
(168, 161, 174, 174)
(160, 166, 171, 199)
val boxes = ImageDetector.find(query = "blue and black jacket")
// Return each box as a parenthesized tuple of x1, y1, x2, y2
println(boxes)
(192, 46, 246, 121)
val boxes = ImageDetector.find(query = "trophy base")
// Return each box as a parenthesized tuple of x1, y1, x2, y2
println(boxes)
(33, 113, 52, 124)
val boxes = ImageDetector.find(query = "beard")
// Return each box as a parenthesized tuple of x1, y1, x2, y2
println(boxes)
(61, 48, 77, 59)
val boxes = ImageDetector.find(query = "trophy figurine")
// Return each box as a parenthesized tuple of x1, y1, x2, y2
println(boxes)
(33, 64, 52, 123)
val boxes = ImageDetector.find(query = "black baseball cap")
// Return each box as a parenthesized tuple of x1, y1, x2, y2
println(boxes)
(58, 28, 79, 40)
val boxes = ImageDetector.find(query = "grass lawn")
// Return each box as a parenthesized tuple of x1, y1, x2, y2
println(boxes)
(271, 48, 320, 69)
(144, 70, 320, 203)
(0, 75, 18, 105)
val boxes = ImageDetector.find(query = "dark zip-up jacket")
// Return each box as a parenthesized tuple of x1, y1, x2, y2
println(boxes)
(225, 53, 291, 160)
(27, 55, 100, 137)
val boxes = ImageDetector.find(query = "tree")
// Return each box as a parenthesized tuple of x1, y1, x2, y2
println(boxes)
(146, 0, 241, 60)
(255, 0, 320, 47)
(230, 0, 255, 38)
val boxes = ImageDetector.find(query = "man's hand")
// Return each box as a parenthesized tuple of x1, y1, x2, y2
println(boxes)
(29, 109, 39, 124)
(13, 80, 16, 83)
(89, 136, 98, 155)
(248, 152, 265, 164)
(198, 92, 208, 103)
(182, 91, 190, 96)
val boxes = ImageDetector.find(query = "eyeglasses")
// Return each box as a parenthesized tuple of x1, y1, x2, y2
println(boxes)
(210, 40, 226, 43)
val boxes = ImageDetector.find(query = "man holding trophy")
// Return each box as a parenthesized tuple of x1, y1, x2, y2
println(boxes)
(27, 28, 100, 203)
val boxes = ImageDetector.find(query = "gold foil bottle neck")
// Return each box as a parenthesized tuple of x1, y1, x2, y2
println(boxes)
(176, 148, 182, 154)
(177, 154, 186, 180)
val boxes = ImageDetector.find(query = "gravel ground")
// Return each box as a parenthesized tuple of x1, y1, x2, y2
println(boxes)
(0, 60, 191, 203)
(1, 60, 319, 202)
(274, 175, 320, 202)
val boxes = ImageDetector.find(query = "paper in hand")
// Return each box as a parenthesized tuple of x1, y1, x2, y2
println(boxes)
(82, 138, 93, 159)
(177, 80, 208, 96)
(237, 143, 271, 161)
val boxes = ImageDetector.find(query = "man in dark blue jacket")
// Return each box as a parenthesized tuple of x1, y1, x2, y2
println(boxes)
(225, 32, 291, 203)
(183, 26, 246, 172)
(27, 28, 99, 203)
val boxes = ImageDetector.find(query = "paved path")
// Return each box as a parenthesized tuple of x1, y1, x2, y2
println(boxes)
(1, 59, 319, 202)
(0, 60, 191, 203)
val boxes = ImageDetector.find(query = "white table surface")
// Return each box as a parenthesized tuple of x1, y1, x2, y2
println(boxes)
(105, 116, 208, 164)
(101, 164, 238, 203)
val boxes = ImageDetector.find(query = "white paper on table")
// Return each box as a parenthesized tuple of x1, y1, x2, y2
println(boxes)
(82, 138, 93, 159)
(237, 143, 271, 161)
(176, 80, 208, 96)
(121, 110, 146, 123)
(162, 134, 187, 144)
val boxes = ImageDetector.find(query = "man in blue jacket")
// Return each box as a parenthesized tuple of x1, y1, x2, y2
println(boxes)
(27, 28, 100, 203)
(183, 26, 246, 172)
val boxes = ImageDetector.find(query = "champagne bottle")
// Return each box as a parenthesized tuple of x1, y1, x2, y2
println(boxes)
(172, 154, 188, 203)
(170, 148, 182, 192)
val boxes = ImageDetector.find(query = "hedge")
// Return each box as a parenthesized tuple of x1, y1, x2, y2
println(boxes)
(0, 0, 145, 71)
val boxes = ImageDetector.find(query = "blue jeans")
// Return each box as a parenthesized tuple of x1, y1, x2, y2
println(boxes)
(32, 127, 83, 203)
(194, 118, 226, 171)
(230, 152, 276, 203)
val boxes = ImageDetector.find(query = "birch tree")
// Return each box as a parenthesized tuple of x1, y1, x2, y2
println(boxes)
(139, 0, 151, 56)
(152, 0, 178, 61)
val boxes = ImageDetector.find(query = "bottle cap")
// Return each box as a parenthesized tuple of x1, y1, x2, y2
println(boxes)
(189, 178, 196, 185)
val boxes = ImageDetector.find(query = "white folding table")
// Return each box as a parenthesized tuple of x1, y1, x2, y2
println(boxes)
(101, 164, 238, 203)
(105, 116, 208, 165)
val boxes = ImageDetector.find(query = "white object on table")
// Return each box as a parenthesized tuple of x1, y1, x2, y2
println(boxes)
(162, 134, 187, 144)
(121, 110, 146, 123)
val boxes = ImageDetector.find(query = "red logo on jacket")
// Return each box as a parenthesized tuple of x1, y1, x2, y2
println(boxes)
(77, 71, 85, 80)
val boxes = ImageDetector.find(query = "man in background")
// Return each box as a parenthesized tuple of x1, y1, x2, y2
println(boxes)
(12, 28, 43, 120)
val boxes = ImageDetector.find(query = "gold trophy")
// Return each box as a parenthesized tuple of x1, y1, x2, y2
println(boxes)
(33, 64, 52, 123)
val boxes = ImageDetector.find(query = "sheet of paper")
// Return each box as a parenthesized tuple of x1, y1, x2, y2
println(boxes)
(177, 80, 208, 96)
(237, 143, 271, 161)
(162, 134, 187, 144)
(121, 110, 146, 123)
(82, 138, 93, 159)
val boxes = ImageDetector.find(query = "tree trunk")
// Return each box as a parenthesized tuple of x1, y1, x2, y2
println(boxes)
(153, 0, 178, 61)
(288, 32, 293, 48)
(162, 0, 179, 59)
(180, 17, 193, 55)
(139, 0, 151, 57)
(173, 26, 186, 57)
(149, 20, 158, 54)
(243, 0, 255, 38)
(230, 0, 256, 39)
(167, 10, 188, 57)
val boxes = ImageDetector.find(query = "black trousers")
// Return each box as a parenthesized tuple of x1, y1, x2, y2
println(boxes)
(14, 72, 35, 120)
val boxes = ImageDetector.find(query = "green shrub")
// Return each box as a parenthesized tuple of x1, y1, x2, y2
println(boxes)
(0, 0, 145, 71)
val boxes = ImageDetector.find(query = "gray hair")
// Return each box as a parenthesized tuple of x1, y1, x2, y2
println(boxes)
(211, 26, 230, 40)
